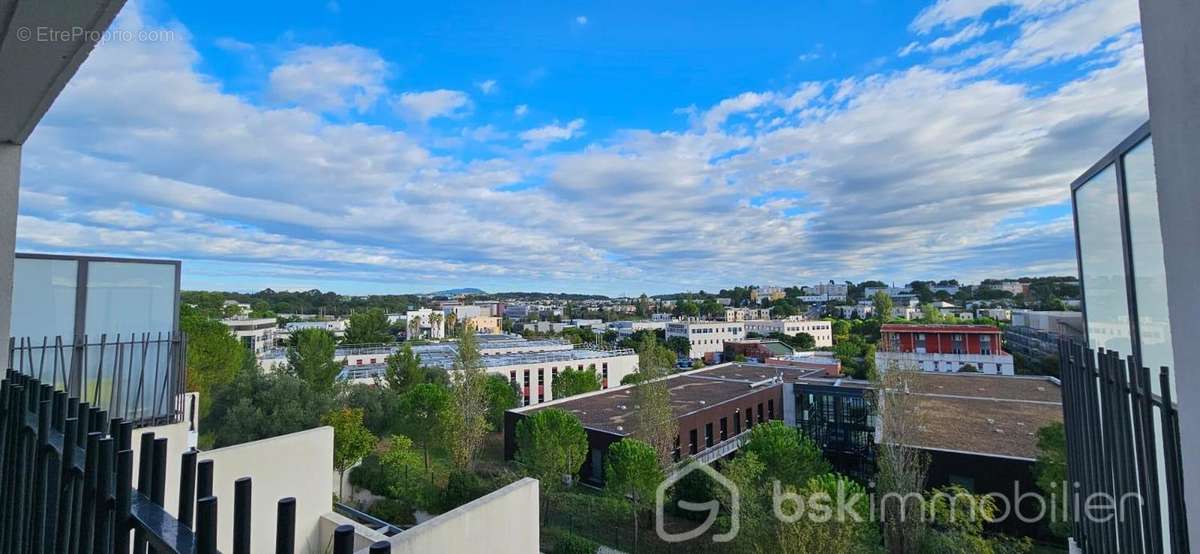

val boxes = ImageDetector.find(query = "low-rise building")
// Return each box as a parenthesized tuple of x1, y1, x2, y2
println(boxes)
(724, 307, 771, 321)
(723, 339, 795, 362)
(610, 320, 667, 337)
(876, 323, 1015, 375)
(464, 315, 502, 334)
(666, 320, 746, 358)
(743, 318, 833, 347)
(222, 317, 281, 355)
(404, 308, 445, 339)
(982, 280, 1028, 296)
(285, 319, 348, 339)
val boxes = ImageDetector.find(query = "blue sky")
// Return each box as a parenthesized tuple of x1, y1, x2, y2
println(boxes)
(17, 0, 1148, 295)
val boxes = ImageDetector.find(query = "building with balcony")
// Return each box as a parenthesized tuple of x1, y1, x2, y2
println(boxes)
(875, 323, 1014, 375)
(222, 316, 282, 355)
(665, 320, 746, 359)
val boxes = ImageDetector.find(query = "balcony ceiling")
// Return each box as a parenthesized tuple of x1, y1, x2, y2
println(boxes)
(0, 0, 126, 145)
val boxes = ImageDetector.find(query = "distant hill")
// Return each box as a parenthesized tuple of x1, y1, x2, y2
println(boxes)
(427, 288, 487, 296)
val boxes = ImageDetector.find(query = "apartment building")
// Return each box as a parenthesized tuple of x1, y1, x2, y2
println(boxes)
(665, 320, 746, 359)
(724, 307, 772, 321)
(609, 319, 666, 337)
(404, 308, 445, 339)
(875, 323, 1015, 375)
(222, 316, 282, 355)
(464, 315, 502, 334)
(743, 318, 833, 347)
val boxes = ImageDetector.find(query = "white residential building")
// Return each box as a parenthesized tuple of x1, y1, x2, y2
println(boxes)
(805, 282, 849, 297)
(405, 308, 445, 339)
(743, 318, 833, 347)
(666, 321, 746, 359)
(285, 319, 347, 338)
(724, 307, 772, 321)
(221, 317, 280, 355)
(610, 320, 667, 337)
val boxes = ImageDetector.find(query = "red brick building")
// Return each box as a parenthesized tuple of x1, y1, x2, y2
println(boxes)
(876, 324, 1015, 375)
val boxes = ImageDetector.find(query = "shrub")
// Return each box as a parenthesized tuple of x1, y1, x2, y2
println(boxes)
(544, 527, 600, 554)
(368, 497, 416, 526)
(348, 454, 396, 496)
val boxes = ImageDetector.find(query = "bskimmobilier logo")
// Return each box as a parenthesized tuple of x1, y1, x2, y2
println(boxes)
(655, 461, 740, 543)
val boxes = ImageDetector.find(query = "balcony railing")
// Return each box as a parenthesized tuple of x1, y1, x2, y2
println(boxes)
(0, 369, 394, 554)
(1058, 341, 1189, 554)
(8, 333, 187, 427)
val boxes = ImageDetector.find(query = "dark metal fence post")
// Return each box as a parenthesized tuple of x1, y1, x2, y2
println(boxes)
(333, 524, 355, 554)
(179, 449, 197, 529)
(276, 497, 297, 554)
(233, 477, 253, 554)
(196, 496, 218, 554)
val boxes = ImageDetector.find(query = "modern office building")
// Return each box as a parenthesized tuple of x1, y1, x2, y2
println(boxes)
(744, 318, 833, 346)
(665, 320, 746, 359)
(875, 323, 1015, 375)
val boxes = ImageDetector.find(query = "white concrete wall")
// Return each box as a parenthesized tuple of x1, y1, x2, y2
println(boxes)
(200, 426, 335, 554)
(378, 478, 539, 554)
(0, 144, 18, 371)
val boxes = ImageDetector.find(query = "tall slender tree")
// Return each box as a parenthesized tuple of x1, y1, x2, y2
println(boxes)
(447, 331, 489, 469)
(632, 335, 679, 468)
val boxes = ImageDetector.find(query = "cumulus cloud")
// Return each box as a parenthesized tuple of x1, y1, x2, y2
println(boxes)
(15, 0, 1151, 293)
(477, 79, 498, 94)
(519, 119, 585, 148)
(392, 89, 472, 122)
(268, 44, 388, 113)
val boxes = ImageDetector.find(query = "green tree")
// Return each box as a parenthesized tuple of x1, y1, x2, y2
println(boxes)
(287, 328, 343, 389)
(872, 291, 894, 321)
(340, 382, 403, 436)
(384, 344, 424, 392)
(633, 335, 680, 467)
(398, 383, 451, 474)
(1034, 422, 1071, 538)
(323, 407, 378, 499)
(483, 374, 519, 431)
(665, 336, 692, 358)
(605, 438, 665, 548)
(554, 365, 602, 398)
(344, 308, 392, 344)
(794, 332, 816, 350)
(741, 421, 830, 487)
(516, 409, 588, 496)
(180, 308, 246, 414)
(380, 434, 423, 500)
(776, 473, 879, 552)
(447, 332, 489, 469)
(831, 319, 852, 342)
(204, 366, 336, 448)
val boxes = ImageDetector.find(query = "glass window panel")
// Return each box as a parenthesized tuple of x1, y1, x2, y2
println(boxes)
(84, 261, 178, 421)
(84, 261, 176, 337)
(10, 257, 78, 341)
(1075, 165, 1132, 354)
(1123, 139, 1174, 386)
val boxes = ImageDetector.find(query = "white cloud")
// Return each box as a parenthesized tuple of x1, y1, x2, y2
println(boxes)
(268, 44, 388, 113)
(901, 22, 990, 55)
(701, 91, 775, 130)
(575, 16, 588, 25)
(519, 119, 585, 148)
(14, 0, 1152, 293)
(392, 89, 472, 122)
(514, 104, 529, 118)
(477, 79, 498, 94)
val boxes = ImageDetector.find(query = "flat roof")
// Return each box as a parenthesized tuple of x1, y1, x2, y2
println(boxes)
(899, 373, 1063, 460)
(880, 323, 1000, 334)
(515, 362, 866, 436)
